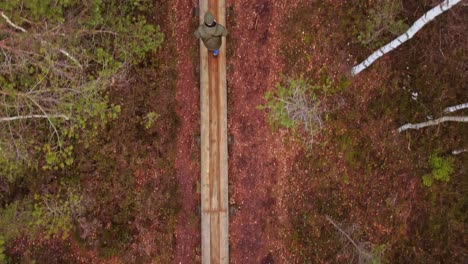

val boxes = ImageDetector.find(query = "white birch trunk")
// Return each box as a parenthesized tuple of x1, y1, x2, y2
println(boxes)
(398, 116, 468, 132)
(444, 102, 468, 113)
(352, 0, 462, 76)
(452, 148, 468, 155)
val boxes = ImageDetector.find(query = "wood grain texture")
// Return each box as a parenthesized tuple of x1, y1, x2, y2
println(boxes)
(200, 0, 228, 263)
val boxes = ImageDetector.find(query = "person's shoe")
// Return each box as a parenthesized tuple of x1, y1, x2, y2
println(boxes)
(213, 49, 219, 57)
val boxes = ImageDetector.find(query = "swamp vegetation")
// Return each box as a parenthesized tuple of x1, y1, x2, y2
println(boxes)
(0, 0, 466, 263)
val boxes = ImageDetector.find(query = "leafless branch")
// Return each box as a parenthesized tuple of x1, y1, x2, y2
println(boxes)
(452, 148, 468, 155)
(0, 13, 83, 71)
(7, 120, 22, 159)
(77, 29, 118, 36)
(24, 94, 63, 147)
(59, 49, 83, 69)
(0, 114, 70, 122)
(274, 79, 327, 146)
(1, 11, 27, 32)
(326, 216, 368, 257)
(398, 116, 468, 132)
(444, 102, 468, 113)
(326, 216, 377, 264)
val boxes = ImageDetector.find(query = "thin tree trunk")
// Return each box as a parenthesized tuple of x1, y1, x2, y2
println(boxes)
(398, 116, 468, 132)
(444, 102, 468, 113)
(352, 0, 462, 76)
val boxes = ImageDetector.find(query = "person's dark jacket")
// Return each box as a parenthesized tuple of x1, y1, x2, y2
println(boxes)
(194, 22, 228, 51)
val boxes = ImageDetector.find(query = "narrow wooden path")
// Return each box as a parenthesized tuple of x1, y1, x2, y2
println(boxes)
(199, 0, 229, 263)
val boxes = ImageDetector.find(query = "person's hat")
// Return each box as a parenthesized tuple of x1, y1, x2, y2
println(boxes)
(204, 12, 215, 25)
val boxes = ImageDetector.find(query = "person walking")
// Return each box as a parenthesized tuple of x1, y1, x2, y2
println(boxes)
(194, 11, 228, 57)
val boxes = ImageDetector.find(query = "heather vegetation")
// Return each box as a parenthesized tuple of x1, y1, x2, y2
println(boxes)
(1, 0, 466, 263)
(262, 0, 467, 262)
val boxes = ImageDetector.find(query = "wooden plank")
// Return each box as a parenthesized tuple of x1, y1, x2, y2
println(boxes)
(217, 2, 229, 263)
(199, 0, 228, 263)
(208, 48, 220, 263)
(199, 0, 210, 262)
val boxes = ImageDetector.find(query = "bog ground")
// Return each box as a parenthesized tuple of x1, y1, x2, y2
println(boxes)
(0, 0, 466, 263)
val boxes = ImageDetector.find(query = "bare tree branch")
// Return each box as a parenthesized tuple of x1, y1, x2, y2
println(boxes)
(452, 148, 468, 155)
(326, 215, 378, 264)
(326, 216, 366, 256)
(24, 94, 63, 147)
(0, 114, 70, 122)
(7, 120, 23, 159)
(77, 29, 118, 36)
(59, 49, 83, 69)
(0, 11, 27, 32)
(0, 13, 83, 70)
(444, 102, 468, 113)
(398, 116, 468, 132)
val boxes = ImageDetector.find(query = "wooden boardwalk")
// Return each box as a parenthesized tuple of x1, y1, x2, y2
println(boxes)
(199, 0, 229, 263)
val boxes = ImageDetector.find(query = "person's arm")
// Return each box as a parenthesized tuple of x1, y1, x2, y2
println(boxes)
(194, 28, 201, 39)
(214, 25, 228, 37)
